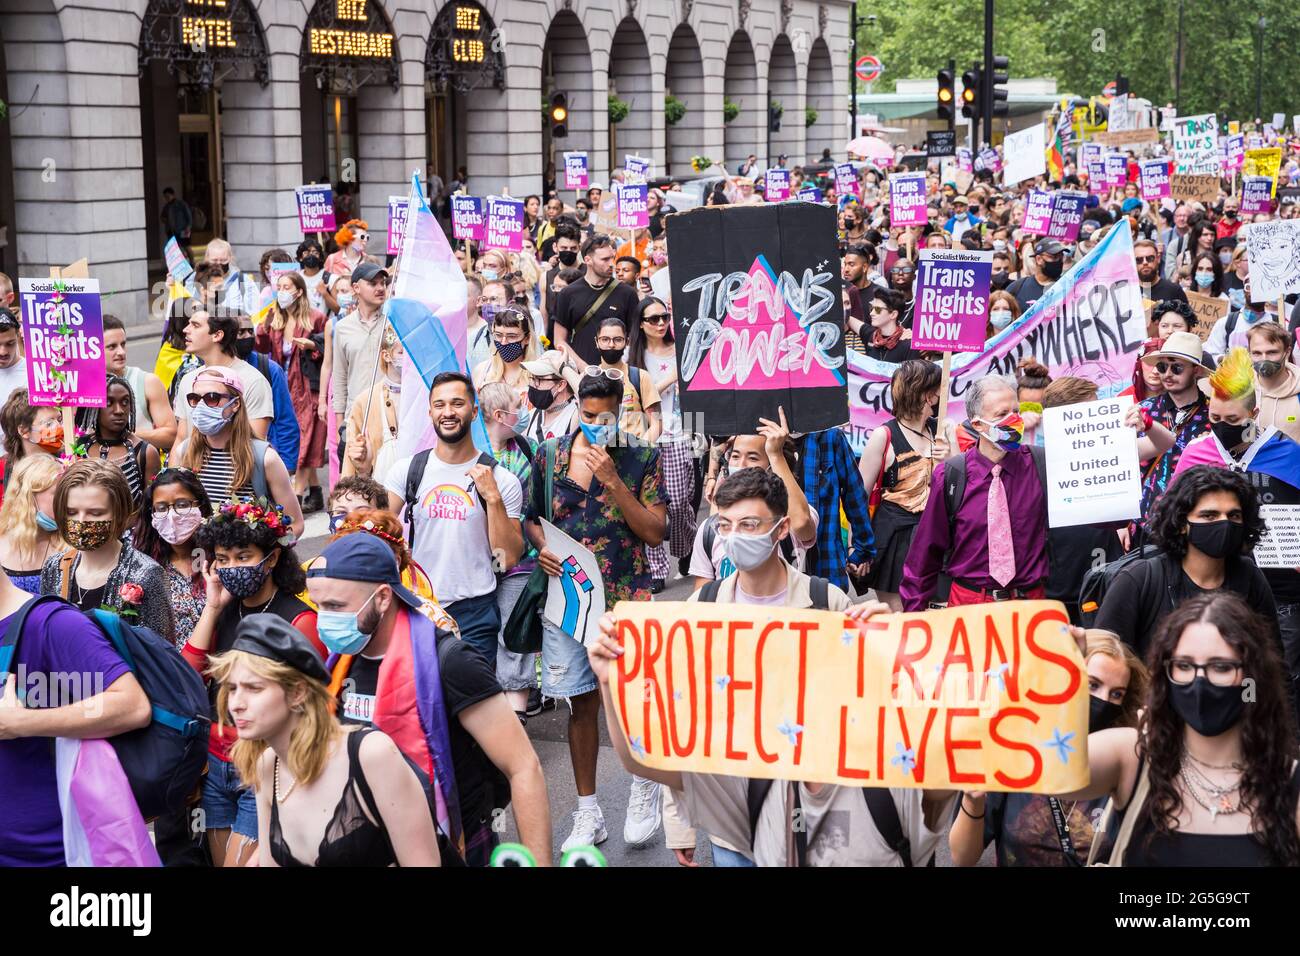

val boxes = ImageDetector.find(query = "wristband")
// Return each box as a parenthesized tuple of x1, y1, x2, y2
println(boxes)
(1138, 408, 1154, 432)
(960, 797, 985, 820)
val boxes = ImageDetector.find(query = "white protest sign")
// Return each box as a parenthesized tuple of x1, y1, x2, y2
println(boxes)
(1272, 112, 1286, 131)
(1254, 506, 1300, 568)
(1002, 124, 1046, 184)
(540, 518, 606, 645)
(1173, 113, 1219, 175)
(1042, 397, 1141, 528)
(1244, 219, 1300, 302)
(1108, 96, 1133, 132)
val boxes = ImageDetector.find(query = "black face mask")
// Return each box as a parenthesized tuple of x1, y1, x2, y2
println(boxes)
(236, 337, 255, 359)
(300, 255, 323, 271)
(557, 250, 578, 267)
(1167, 676, 1246, 737)
(990, 270, 1010, 289)
(1210, 419, 1251, 450)
(1186, 519, 1246, 559)
(599, 347, 624, 366)
(1040, 259, 1063, 280)
(1089, 694, 1124, 733)
(528, 385, 557, 410)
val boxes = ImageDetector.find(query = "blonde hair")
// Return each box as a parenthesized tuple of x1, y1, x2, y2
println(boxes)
(481, 305, 540, 385)
(1085, 630, 1150, 729)
(0, 454, 64, 556)
(208, 649, 341, 790)
(181, 369, 257, 495)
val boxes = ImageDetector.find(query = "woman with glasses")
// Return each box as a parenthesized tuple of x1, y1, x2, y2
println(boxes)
(1095, 465, 1277, 659)
(1059, 592, 1300, 867)
(174, 367, 304, 540)
(131, 468, 214, 647)
(0, 455, 63, 595)
(886, 259, 917, 328)
(860, 287, 917, 363)
(77, 374, 160, 509)
(471, 304, 540, 409)
(40, 459, 176, 644)
(592, 316, 661, 445)
(0, 389, 64, 493)
(324, 219, 372, 278)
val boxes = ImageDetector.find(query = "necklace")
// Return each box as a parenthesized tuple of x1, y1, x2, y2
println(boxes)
(239, 593, 276, 619)
(274, 757, 296, 803)
(1179, 756, 1242, 821)
(1184, 750, 1244, 772)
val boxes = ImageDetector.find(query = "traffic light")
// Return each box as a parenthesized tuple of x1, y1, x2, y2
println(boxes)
(769, 103, 782, 133)
(986, 55, 1009, 117)
(549, 91, 568, 139)
(961, 67, 980, 121)
(937, 67, 955, 122)
(1114, 73, 1130, 97)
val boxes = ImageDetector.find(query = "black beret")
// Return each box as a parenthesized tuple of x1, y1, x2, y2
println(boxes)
(232, 613, 330, 683)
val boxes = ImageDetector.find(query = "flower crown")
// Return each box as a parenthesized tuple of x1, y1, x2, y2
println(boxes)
(340, 517, 401, 547)
(217, 497, 296, 546)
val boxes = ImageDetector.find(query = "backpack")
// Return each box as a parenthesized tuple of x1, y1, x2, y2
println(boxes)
(172, 437, 270, 500)
(697, 569, 831, 609)
(1076, 544, 1162, 627)
(403, 449, 499, 547)
(745, 780, 934, 867)
(0, 596, 210, 820)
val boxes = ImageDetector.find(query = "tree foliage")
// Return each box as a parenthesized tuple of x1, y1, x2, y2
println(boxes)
(859, 0, 1298, 120)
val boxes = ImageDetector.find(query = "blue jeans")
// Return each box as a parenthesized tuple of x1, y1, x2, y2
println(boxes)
(541, 619, 597, 699)
(711, 842, 756, 867)
(201, 754, 258, 840)
(446, 591, 502, 666)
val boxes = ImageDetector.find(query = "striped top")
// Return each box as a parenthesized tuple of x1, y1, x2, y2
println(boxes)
(99, 440, 144, 509)
(196, 446, 256, 506)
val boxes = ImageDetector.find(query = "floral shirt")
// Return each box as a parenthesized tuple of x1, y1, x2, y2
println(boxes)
(1134, 392, 1211, 531)
(526, 433, 665, 605)
(495, 433, 537, 576)
(165, 563, 206, 649)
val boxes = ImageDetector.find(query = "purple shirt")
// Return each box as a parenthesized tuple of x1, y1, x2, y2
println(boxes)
(899, 445, 1050, 611)
(0, 601, 130, 866)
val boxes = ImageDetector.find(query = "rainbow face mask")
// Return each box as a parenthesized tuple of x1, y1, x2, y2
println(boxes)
(975, 412, 1025, 450)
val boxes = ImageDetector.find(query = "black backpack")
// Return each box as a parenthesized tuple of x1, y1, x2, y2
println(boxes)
(0, 596, 210, 820)
(1076, 543, 1163, 627)
(403, 449, 499, 547)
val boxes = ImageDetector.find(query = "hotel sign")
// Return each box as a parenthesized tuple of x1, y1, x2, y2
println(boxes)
(138, 0, 270, 88)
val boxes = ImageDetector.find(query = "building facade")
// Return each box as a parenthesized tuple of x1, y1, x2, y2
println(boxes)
(0, 0, 852, 320)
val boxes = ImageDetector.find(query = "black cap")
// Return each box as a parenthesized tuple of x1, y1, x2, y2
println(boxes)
(1038, 239, 1067, 256)
(307, 533, 423, 609)
(232, 614, 330, 683)
(351, 262, 389, 285)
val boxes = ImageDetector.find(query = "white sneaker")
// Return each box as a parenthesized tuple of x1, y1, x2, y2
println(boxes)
(561, 805, 608, 852)
(623, 774, 663, 847)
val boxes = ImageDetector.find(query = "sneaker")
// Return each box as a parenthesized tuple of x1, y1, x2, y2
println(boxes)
(623, 775, 663, 847)
(525, 688, 544, 718)
(561, 805, 608, 852)
(650, 579, 665, 594)
(301, 486, 325, 515)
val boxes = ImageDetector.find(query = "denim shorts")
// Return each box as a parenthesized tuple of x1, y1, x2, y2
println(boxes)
(200, 754, 259, 840)
(495, 573, 537, 692)
(541, 619, 597, 699)
(446, 591, 503, 667)
(710, 842, 756, 867)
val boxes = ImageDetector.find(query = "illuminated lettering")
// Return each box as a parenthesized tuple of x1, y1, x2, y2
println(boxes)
(453, 38, 485, 63)
(456, 5, 481, 31)
(309, 28, 394, 58)
(336, 0, 368, 20)
(182, 17, 236, 48)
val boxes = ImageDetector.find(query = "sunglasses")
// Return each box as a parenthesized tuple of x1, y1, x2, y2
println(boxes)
(582, 365, 624, 381)
(186, 391, 237, 408)
(1154, 361, 1187, 376)
(642, 314, 669, 325)
(1134, 255, 1157, 263)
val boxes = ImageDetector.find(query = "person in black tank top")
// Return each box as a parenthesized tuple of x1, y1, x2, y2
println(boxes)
(1053, 593, 1300, 867)
(78, 375, 159, 510)
(207, 615, 441, 867)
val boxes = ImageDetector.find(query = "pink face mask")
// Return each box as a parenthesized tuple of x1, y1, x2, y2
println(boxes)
(152, 508, 204, 545)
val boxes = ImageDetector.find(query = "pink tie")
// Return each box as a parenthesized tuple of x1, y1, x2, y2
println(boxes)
(987, 463, 1016, 588)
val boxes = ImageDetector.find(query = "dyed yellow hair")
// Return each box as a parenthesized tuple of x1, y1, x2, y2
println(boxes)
(1208, 347, 1256, 403)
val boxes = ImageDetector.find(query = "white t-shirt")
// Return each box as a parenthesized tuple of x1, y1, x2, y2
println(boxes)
(384, 451, 524, 603)
(172, 359, 276, 426)
(644, 348, 682, 441)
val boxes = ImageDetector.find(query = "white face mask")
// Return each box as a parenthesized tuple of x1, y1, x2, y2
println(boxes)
(721, 520, 785, 572)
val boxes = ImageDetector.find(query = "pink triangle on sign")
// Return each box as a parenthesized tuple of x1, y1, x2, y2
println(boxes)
(685, 254, 845, 392)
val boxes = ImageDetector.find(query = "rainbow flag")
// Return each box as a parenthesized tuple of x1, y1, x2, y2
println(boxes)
(1046, 110, 1070, 183)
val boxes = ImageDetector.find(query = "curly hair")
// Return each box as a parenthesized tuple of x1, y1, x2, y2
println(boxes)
(329, 507, 412, 573)
(1137, 592, 1300, 865)
(195, 505, 306, 595)
(1148, 465, 1263, 561)
(1152, 299, 1196, 332)
(333, 218, 369, 248)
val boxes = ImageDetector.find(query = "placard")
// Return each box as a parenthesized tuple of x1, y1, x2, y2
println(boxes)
(1079, 142, 1103, 170)
(957, 147, 973, 173)
(1170, 174, 1219, 203)
(1139, 158, 1171, 201)
(1185, 291, 1230, 341)
(1278, 187, 1300, 211)
(1094, 128, 1160, 147)
(483, 195, 525, 251)
(797, 186, 823, 204)
(1240, 176, 1274, 216)
(564, 151, 589, 191)
(18, 277, 107, 408)
(541, 518, 605, 645)
(1244, 219, 1300, 302)
(978, 147, 1002, 174)
(616, 182, 650, 229)
(1173, 113, 1219, 174)
(385, 195, 409, 257)
(911, 249, 994, 353)
(624, 154, 652, 184)
(1107, 96, 1132, 132)
(1244, 147, 1283, 195)
(295, 184, 336, 233)
(1044, 191, 1087, 243)
(1104, 152, 1128, 190)
(1254, 506, 1300, 568)
(1001, 124, 1046, 184)
(1020, 189, 1054, 236)
(1086, 157, 1108, 195)
(163, 236, 194, 284)
(888, 170, 928, 228)
(450, 194, 486, 242)
(834, 162, 860, 200)
(926, 130, 956, 158)
(609, 599, 1088, 793)
(667, 203, 847, 435)
(765, 167, 792, 202)
(1042, 397, 1141, 527)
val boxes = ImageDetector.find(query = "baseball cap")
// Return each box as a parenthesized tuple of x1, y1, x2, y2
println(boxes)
(951, 194, 970, 206)
(1038, 239, 1067, 256)
(307, 534, 423, 609)
(351, 262, 389, 285)
(521, 349, 581, 390)
(232, 614, 330, 683)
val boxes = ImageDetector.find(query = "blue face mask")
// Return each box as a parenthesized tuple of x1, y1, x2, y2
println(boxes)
(36, 511, 58, 533)
(316, 589, 380, 655)
(481, 268, 499, 282)
(1228, 287, 1246, 309)
(190, 398, 237, 436)
(1194, 273, 1214, 288)
(579, 421, 617, 447)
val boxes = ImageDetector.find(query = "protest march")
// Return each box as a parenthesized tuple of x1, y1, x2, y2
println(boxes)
(4, 14, 1300, 921)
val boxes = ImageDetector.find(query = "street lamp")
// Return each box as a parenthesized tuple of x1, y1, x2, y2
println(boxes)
(1255, 16, 1266, 121)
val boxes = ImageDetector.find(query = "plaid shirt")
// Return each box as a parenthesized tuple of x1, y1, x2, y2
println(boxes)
(800, 429, 875, 588)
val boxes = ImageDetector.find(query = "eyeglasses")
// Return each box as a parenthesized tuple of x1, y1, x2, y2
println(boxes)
(1166, 658, 1244, 687)
(596, 338, 627, 348)
(1154, 361, 1187, 376)
(152, 499, 199, 515)
(716, 517, 781, 535)
(186, 391, 236, 408)
(582, 366, 624, 381)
